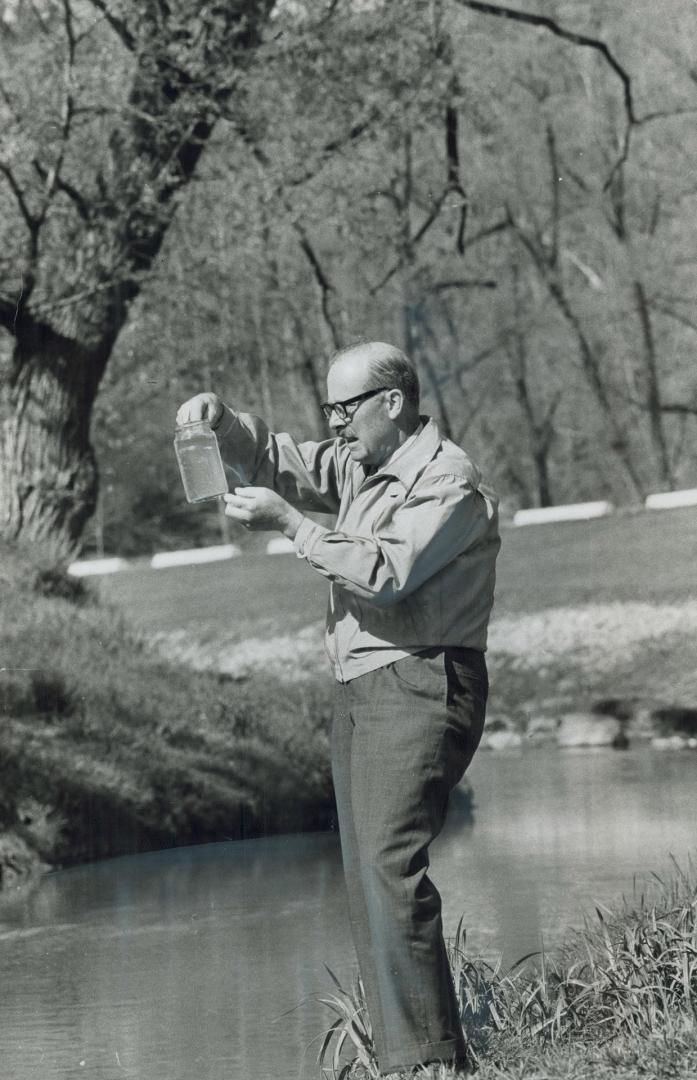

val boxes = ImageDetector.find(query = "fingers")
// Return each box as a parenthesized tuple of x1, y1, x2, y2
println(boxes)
(222, 489, 275, 531)
(224, 487, 261, 502)
(222, 489, 255, 525)
(222, 490, 251, 507)
(175, 393, 223, 428)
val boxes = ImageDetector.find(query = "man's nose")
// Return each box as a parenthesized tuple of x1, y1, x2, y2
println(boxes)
(328, 412, 346, 433)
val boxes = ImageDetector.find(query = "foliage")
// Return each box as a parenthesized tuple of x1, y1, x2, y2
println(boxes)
(0, 0, 276, 555)
(0, 540, 334, 876)
(3, 1, 697, 557)
(91, 0, 697, 553)
(317, 860, 697, 1079)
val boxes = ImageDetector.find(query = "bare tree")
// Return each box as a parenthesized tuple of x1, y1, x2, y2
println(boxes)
(506, 264, 560, 507)
(0, 1, 273, 558)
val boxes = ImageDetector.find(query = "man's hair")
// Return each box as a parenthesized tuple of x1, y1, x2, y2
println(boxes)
(329, 341, 420, 409)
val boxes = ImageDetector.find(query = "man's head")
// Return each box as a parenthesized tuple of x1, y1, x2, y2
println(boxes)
(324, 341, 421, 467)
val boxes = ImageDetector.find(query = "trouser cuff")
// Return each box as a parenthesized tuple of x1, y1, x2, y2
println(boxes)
(379, 1036, 466, 1073)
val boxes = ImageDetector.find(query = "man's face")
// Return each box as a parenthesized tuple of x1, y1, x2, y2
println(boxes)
(325, 351, 399, 468)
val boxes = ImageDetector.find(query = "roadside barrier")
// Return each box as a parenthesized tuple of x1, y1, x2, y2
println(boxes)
(513, 501, 614, 526)
(265, 537, 296, 555)
(645, 488, 697, 510)
(67, 557, 129, 577)
(67, 491, 695, 574)
(150, 544, 241, 569)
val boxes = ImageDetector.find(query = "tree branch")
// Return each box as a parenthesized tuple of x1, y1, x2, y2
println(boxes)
(32, 159, 91, 222)
(85, 0, 136, 51)
(462, 217, 510, 249)
(617, 387, 697, 418)
(28, 0, 54, 33)
(637, 105, 697, 126)
(445, 82, 468, 253)
(430, 278, 497, 291)
(657, 401, 697, 417)
(650, 299, 697, 337)
(226, 108, 380, 190)
(237, 126, 343, 351)
(546, 124, 560, 268)
(35, 0, 78, 229)
(370, 186, 453, 295)
(294, 224, 342, 350)
(508, 204, 646, 496)
(0, 162, 38, 234)
(452, 0, 637, 186)
(371, 212, 510, 297)
(0, 293, 22, 334)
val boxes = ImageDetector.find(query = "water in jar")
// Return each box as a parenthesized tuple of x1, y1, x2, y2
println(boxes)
(174, 423, 228, 503)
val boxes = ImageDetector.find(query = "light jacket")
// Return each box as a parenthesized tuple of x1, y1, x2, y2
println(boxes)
(217, 407, 500, 682)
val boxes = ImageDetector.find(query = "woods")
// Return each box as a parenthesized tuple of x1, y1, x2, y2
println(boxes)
(1, 0, 696, 558)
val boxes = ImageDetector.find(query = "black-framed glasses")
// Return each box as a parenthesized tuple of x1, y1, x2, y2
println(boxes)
(320, 386, 390, 423)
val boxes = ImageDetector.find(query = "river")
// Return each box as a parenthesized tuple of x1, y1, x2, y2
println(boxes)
(1, 748, 695, 1080)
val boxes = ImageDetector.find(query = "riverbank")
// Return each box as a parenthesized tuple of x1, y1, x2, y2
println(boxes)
(2, 506, 695, 891)
(0, 542, 335, 891)
(134, 508, 697, 752)
(324, 862, 697, 1079)
(151, 598, 697, 752)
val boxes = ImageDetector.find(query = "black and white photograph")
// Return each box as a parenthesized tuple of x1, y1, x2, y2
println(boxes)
(1, 2, 696, 1079)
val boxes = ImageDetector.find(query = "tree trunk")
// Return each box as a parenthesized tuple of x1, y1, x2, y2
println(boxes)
(0, 325, 110, 560)
(0, 1, 274, 560)
(532, 446, 554, 507)
(404, 299, 454, 439)
(632, 280, 674, 489)
(513, 223, 646, 500)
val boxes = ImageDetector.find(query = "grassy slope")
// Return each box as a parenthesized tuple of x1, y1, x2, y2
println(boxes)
(0, 545, 334, 888)
(99, 506, 697, 628)
(322, 863, 697, 1080)
(100, 505, 697, 724)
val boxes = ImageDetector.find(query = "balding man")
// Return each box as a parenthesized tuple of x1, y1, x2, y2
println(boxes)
(177, 342, 500, 1078)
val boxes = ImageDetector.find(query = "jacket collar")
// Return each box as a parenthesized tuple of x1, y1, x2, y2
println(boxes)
(368, 416, 442, 490)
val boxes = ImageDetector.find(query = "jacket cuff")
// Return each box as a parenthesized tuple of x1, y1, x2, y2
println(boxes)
(293, 517, 327, 559)
(214, 403, 238, 439)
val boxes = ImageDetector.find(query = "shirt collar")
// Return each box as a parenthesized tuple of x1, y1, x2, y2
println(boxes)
(368, 417, 442, 489)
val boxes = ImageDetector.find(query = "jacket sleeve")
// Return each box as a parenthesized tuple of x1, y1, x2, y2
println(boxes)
(292, 472, 498, 607)
(215, 405, 346, 514)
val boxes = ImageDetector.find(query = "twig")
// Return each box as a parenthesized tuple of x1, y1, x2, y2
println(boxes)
(452, 0, 637, 187)
(86, 0, 136, 51)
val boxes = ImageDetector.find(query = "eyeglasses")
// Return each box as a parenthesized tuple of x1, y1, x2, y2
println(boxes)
(320, 386, 390, 423)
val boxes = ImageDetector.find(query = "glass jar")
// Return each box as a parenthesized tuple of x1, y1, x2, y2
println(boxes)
(174, 419, 228, 503)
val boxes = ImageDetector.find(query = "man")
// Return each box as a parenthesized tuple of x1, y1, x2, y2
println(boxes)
(176, 341, 500, 1078)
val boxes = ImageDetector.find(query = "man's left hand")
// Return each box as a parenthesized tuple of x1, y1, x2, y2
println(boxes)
(223, 488, 304, 539)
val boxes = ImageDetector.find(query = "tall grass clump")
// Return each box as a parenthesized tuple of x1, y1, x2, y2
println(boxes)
(0, 540, 334, 885)
(317, 859, 697, 1078)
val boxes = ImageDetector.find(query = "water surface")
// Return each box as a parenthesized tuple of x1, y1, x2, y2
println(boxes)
(1, 749, 695, 1080)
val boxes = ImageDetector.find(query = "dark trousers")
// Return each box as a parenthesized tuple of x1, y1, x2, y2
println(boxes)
(332, 647, 488, 1074)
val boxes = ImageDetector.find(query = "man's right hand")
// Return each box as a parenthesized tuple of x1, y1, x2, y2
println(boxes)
(176, 392, 224, 430)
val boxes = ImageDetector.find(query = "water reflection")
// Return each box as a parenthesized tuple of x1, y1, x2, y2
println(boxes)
(0, 835, 352, 1080)
(0, 750, 695, 1080)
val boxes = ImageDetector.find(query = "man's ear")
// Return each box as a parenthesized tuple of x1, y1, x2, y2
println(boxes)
(386, 388, 404, 418)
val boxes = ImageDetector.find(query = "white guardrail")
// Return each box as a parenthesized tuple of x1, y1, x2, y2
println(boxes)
(150, 543, 241, 569)
(68, 557, 130, 577)
(513, 501, 614, 526)
(645, 488, 697, 510)
(67, 489, 696, 574)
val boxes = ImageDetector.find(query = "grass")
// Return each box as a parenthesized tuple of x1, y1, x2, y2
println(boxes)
(97, 506, 697, 740)
(0, 540, 335, 884)
(97, 506, 697, 631)
(317, 859, 697, 1079)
